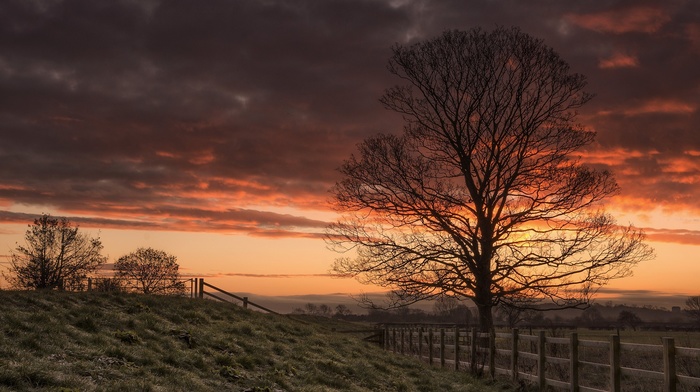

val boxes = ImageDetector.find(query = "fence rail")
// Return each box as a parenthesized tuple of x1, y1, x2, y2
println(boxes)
(384, 325, 700, 392)
(193, 278, 280, 315)
(79, 277, 279, 315)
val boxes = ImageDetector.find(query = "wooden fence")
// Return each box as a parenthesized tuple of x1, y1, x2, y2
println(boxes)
(83, 277, 279, 314)
(384, 325, 700, 392)
(193, 278, 280, 315)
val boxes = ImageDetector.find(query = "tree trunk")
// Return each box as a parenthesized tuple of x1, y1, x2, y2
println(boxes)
(477, 303, 493, 332)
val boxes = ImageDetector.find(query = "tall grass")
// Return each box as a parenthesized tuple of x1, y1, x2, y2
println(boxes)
(0, 291, 517, 391)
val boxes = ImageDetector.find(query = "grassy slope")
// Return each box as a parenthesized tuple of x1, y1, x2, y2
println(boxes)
(0, 291, 519, 392)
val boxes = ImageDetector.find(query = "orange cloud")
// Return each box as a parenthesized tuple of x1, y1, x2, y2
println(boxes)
(599, 52, 639, 69)
(566, 6, 671, 34)
(624, 99, 696, 116)
(188, 150, 216, 165)
(687, 24, 700, 51)
(597, 99, 696, 117)
(644, 228, 700, 246)
(155, 150, 179, 158)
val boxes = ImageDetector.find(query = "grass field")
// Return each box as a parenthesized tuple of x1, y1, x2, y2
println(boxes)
(0, 290, 525, 391)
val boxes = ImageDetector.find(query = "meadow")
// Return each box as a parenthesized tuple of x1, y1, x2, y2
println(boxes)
(0, 290, 524, 392)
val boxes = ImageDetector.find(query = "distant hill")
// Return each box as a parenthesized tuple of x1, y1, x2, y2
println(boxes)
(0, 290, 522, 391)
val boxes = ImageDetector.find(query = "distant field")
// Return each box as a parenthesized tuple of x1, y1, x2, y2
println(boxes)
(549, 328, 700, 348)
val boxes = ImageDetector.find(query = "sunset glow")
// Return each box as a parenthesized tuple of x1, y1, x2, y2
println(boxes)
(1, 0, 699, 308)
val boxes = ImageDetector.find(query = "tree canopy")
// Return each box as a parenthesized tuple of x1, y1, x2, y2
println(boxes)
(115, 247, 185, 295)
(5, 214, 106, 290)
(327, 27, 653, 331)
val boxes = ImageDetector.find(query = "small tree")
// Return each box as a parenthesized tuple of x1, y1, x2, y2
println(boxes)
(5, 214, 106, 290)
(334, 304, 353, 318)
(317, 304, 332, 317)
(577, 306, 605, 328)
(496, 303, 530, 329)
(304, 303, 318, 315)
(433, 295, 460, 317)
(684, 296, 700, 326)
(617, 310, 643, 331)
(115, 247, 185, 295)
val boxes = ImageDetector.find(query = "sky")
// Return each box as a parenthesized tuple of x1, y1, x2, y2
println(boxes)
(1, 0, 699, 308)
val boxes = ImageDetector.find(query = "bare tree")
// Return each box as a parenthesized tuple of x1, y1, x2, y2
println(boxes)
(433, 295, 472, 324)
(617, 310, 643, 331)
(327, 27, 653, 331)
(304, 303, 319, 315)
(5, 214, 106, 290)
(115, 247, 185, 295)
(334, 304, 353, 318)
(433, 295, 460, 317)
(684, 296, 700, 326)
(577, 306, 606, 328)
(496, 303, 534, 329)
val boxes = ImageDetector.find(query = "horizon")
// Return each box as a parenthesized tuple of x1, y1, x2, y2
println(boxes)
(2, 1, 700, 302)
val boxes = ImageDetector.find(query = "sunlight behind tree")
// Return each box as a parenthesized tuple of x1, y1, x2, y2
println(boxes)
(327, 27, 654, 331)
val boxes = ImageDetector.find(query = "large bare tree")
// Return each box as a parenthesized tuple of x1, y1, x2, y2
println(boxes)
(5, 214, 106, 290)
(327, 27, 653, 331)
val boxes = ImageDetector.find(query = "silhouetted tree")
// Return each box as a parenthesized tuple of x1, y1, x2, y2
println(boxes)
(684, 296, 700, 326)
(577, 306, 605, 328)
(4, 214, 106, 290)
(115, 247, 185, 295)
(334, 304, 353, 318)
(433, 295, 472, 324)
(433, 295, 460, 317)
(328, 27, 653, 332)
(318, 304, 332, 317)
(496, 303, 533, 329)
(304, 303, 318, 315)
(291, 307, 306, 315)
(617, 310, 643, 331)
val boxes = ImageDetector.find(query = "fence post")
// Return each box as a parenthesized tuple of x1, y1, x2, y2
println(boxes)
(418, 327, 424, 361)
(384, 324, 389, 350)
(87, 278, 92, 292)
(470, 327, 478, 374)
(198, 278, 204, 298)
(538, 330, 546, 390)
(454, 325, 460, 371)
(400, 328, 405, 354)
(408, 328, 413, 355)
(429, 328, 434, 366)
(610, 334, 620, 392)
(570, 332, 579, 392)
(392, 329, 397, 353)
(242, 297, 248, 309)
(440, 328, 446, 368)
(512, 328, 519, 382)
(663, 337, 676, 392)
(489, 329, 496, 379)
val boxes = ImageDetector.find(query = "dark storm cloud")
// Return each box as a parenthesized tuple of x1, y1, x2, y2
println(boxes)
(1, 0, 699, 235)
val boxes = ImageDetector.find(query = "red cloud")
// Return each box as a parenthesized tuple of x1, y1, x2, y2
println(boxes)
(599, 52, 639, 69)
(566, 6, 670, 34)
(595, 99, 696, 117)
